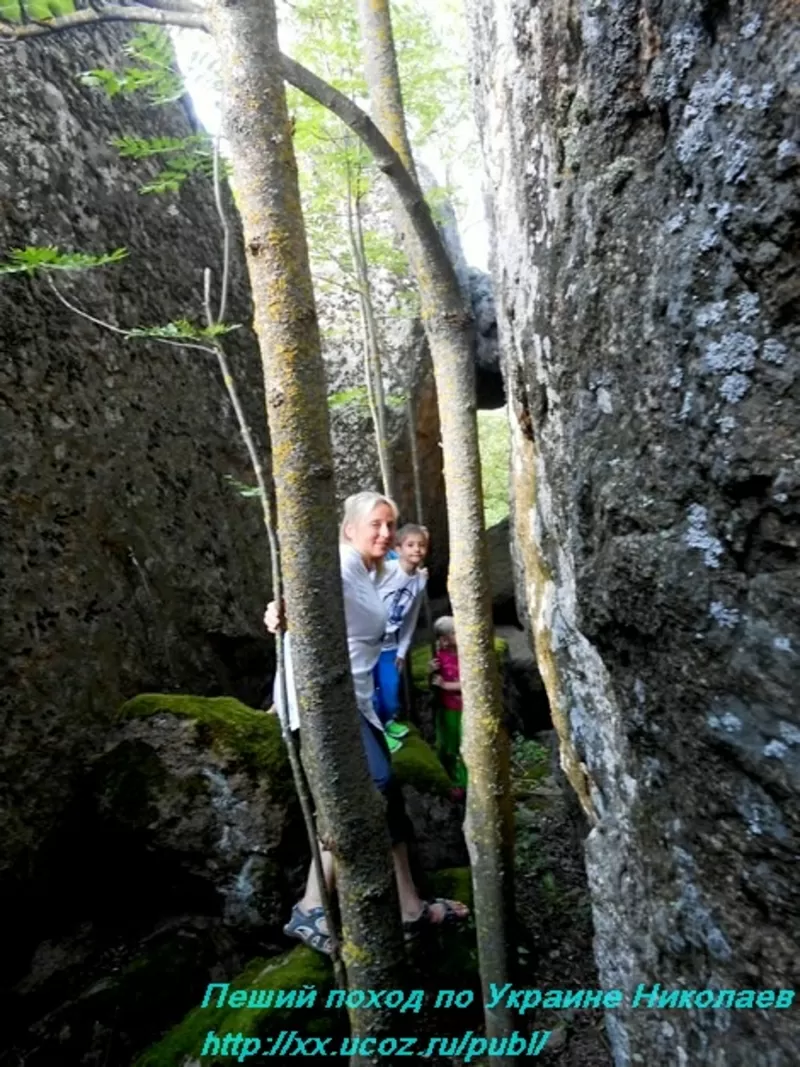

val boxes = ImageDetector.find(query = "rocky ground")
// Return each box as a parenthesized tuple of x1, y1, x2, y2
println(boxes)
(509, 733, 613, 1067)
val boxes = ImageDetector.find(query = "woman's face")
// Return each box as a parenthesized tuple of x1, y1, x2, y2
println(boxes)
(346, 503, 396, 563)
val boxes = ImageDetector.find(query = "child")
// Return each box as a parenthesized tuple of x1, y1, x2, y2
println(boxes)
(374, 524, 429, 752)
(431, 615, 467, 791)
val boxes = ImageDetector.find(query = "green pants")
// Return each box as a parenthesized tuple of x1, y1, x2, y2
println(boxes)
(435, 707, 467, 788)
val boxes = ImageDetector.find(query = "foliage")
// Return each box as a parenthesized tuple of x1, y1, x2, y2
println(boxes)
(224, 475, 262, 499)
(0, 245, 127, 275)
(79, 29, 222, 193)
(127, 319, 240, 342)
(80, 28, 185, 106)
(112, 132, 229, 195)
(327, 385, 405, 411)
(477, 409, 510, 527)
(510, 737, 550, 794)
(0, 0, 74, 21)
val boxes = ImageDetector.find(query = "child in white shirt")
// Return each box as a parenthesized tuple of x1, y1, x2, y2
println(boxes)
(374, 524, 429, 751)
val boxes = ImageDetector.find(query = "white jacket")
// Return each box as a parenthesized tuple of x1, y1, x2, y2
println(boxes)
(377, 560, 427, 659)
(274, 544, 386, 732)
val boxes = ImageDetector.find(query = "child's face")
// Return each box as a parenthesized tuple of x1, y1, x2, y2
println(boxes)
(399, 533, 427, 569)
(438, 631, 457, 651)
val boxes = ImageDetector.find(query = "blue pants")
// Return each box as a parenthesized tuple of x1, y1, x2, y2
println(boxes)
(373, 648, 402, 725)
(296, 716, 411, 845)
(358, 716, 412, 844)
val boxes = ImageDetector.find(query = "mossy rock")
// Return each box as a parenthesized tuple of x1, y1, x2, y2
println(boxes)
(409, 638, 508, 692)
(118, 694, 291, 799)
(136, 947, 340, 1067)
(391, 724, 452, 798)
(428, 866, 474, 910)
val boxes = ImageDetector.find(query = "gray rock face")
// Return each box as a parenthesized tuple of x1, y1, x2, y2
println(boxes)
(469, 0, 799, 1063)
(0, 32, 271, 950)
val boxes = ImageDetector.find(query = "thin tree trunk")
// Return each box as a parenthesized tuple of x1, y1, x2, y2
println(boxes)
(405, 391, 424, 527)
(207, 0, 406, 1054)
(344, 160, 393, 498)
(356, 0, 515, 1044)
(352, 191, 392, 500)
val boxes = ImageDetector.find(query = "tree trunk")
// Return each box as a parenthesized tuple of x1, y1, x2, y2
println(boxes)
(207, 0, 406, 1053)
(405, 391, 424, 526)
(344, 159, 393, 498)
(353, 190, 393, 500)
(356, 0, 515, 1043)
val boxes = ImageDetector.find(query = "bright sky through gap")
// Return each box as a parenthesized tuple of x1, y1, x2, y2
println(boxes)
(171, 6, 488, 270)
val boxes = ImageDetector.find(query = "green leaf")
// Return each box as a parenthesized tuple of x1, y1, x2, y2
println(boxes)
(79, 28, 184, 106)
(328, 385, 370, 411)
(127, 320, 241, 342)
(224, 475, 262, 499)
(0, 246, 127, 276)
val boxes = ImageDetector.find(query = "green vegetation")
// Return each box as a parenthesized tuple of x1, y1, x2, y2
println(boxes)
(510, 737, 550, 796)
(477, 409, 511, 527)
(390, 723, 452, 797)
(135, 948, 337, 1067)
(0, 245, 127, 275)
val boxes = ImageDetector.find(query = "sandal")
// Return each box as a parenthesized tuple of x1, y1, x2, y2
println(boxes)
(386, 734, 403, 754)
(283, 903, 333, 956)
(403, 897, 469, 936)
(385, 720, 410, 739)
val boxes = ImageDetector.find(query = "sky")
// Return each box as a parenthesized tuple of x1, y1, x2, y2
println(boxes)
(171, 11, 489, 271)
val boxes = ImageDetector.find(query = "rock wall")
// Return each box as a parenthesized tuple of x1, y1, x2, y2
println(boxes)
(468, 0, 799, 1063)
(0, 30, 271, 969)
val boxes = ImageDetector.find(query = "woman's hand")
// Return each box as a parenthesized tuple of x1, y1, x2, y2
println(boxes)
(264, 600, 284, 634)
(395, 656, 405, 672)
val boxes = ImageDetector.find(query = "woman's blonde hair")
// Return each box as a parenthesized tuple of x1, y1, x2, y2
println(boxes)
(339, 491, 399, 564)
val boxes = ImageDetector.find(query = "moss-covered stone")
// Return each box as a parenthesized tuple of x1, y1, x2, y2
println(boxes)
(119, 694, 290, 798)
(391, 724, 452, 797)
(427, 866, 474, 910)
(135, 947, 341, 1067)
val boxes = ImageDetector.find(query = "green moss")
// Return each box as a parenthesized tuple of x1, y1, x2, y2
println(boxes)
(410, 639, 508, 692)
(427, 866, 473, 909)
(410, 643, 435, 690)
(391, 724, 452, 797)
(136, 947, 340, 1067)
(119, 695, 290, 797)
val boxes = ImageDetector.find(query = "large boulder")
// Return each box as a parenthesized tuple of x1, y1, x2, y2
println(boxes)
(0, 30, 272, 981)
(92, 695, 307, 930)
(6, 696, 307, 1067)
(469, 0, 799, 1063)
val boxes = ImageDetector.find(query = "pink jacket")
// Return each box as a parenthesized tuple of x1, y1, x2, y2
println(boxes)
(438, 648, 462, 711)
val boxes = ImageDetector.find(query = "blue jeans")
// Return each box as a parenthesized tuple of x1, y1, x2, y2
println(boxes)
(358, 716, 411, 844)
(373, 648, 401, 725)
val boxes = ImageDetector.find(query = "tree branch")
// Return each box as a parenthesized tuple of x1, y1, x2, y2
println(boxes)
(138, 0, 203, 12)
(46, 276, 219, 357)
(0, 3, 207, 41)
(279, 53, 461, 301)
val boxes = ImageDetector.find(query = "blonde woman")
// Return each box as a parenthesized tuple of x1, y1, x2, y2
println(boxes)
(265, 490, 468, 954)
